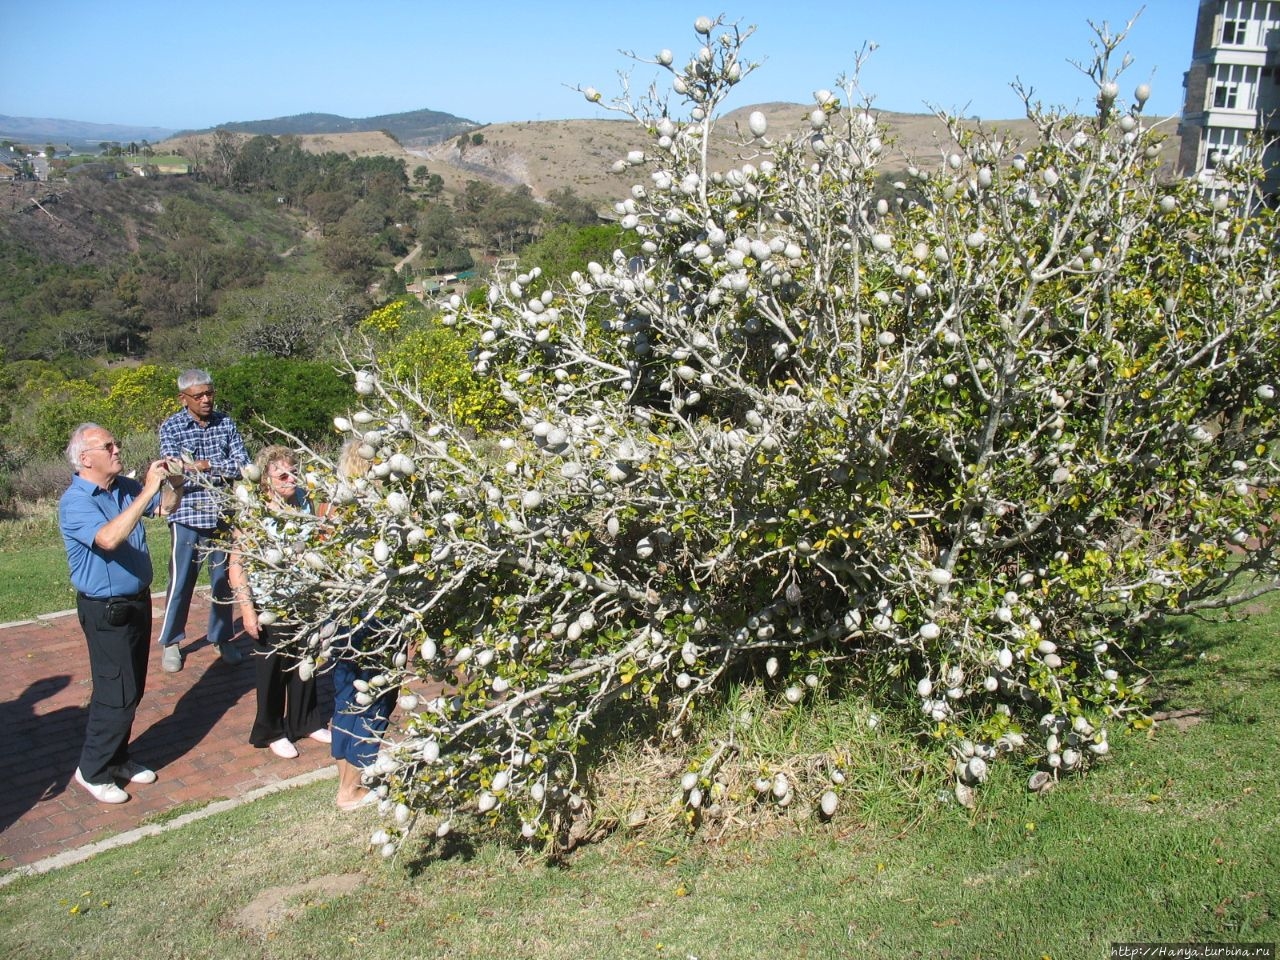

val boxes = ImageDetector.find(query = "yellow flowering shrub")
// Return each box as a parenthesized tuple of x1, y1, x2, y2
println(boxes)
(105, 365, 179, 432)
(373, 309, 507, 433)
(360, 300, 413, 337)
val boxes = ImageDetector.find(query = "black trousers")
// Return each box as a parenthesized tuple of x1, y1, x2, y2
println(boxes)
(249, 624, 322, 747)
(76, 591, 151, 783)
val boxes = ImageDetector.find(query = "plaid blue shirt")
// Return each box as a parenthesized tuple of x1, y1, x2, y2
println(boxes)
(159, 408, 250, 530)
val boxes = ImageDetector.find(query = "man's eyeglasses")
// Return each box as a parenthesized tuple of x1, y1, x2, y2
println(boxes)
(184, 389, 215, 400)
(269, 470, 297, 481)
(85, 442, 121, 454)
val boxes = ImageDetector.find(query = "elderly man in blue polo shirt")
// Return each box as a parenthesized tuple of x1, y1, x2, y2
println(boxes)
(156, 368, 251, 672)
(59, 423, 183, 804)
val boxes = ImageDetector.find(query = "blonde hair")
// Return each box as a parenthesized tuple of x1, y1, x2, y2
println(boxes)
(338, 439, 373, 480)
(255, 444, 297, 496)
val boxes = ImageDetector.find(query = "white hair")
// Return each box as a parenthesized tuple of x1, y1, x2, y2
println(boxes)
(177, 368, 213, 392)
(65, 422, 103, 470)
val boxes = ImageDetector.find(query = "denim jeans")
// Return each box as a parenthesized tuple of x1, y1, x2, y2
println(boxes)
(156, 522, 234, 648)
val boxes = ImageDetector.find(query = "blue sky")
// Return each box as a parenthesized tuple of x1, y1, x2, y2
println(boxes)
(2, 1, 1199, 130)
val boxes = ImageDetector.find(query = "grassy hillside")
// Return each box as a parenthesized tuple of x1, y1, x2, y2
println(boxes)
(169, 103, 1180, 211)
(191, 106, 478, 147)
(435, 105, 1183, 207)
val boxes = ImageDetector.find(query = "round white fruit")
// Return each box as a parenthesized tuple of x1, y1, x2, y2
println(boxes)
(819, 790, 839, 817)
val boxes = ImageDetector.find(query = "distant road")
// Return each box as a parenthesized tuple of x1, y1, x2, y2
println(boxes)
(395, 242, 422, 275)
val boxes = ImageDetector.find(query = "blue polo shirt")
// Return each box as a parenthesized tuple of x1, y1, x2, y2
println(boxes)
(59, 473, 161, 599)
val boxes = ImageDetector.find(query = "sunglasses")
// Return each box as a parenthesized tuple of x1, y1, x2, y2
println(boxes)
(184, 389, 215, 400)
(85, 441, 122, 453)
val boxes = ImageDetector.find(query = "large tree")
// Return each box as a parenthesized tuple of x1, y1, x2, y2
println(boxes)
(215, 272, 367, 360)
(231, 16, 1280, 856)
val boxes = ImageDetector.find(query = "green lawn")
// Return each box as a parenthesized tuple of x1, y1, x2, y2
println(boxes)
(0, 507, 200, 622)
(1, 581, 1276, 957)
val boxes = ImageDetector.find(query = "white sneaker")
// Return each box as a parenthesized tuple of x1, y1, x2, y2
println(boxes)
(75, 768, 129, 804)
(161, 644, 184, 673)
(307, 727, 332, 744)
(269, 738, 299, 759)
(110, 760, 157, 784)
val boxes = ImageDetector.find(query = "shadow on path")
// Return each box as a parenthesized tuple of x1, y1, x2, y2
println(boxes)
(129, 640, 257, 772)
(0, 676, 83, 835)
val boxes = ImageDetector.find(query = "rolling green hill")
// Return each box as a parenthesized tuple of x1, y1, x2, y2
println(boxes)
(185, 107, 479, 148)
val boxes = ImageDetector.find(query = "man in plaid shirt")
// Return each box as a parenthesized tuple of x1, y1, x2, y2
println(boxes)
(156, 369, 251, 672)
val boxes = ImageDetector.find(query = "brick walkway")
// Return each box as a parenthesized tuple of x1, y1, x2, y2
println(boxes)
(0, 592, 335, 873)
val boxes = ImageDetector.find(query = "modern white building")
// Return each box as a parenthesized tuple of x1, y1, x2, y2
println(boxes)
(1178, 0, 1280, 197)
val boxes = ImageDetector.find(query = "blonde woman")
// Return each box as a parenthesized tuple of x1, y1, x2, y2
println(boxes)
(228, 445, 329, 759)
(329, 440, 398, 810)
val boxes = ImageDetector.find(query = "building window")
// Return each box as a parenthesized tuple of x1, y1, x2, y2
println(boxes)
(1221, 19, 1247, 44)
(1204, 127, 1249, 170)
(1210, 63, 1260, 110)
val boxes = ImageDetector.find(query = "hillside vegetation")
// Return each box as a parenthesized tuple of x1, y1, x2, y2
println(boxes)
(160, 103, 1182, 209)
(0, 96, 1183, 507)
(210, 106, 479, 147)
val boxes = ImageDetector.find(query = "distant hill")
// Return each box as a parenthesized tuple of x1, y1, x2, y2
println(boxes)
(157, 103, 1181, 215)
(1, 106, 481, 153)
(8, 105, 1181, 204)
(0, 115, 176, 150)
(410, 105, 1183, 209)
(191, 107, 480, 148)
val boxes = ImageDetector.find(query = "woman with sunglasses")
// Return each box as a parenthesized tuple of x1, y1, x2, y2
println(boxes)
(227, 445, 329, 759)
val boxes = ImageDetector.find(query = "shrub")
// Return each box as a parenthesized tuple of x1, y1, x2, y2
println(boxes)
(214, 356, 350, 449)
(358, 299, 416, 338)
(4, 363, 178, 461)
(105, 365, 179, 433)
(2, 453, 72, 505)
(517, 223, 635, 285)
(230, 17, 1280, 857)
(360, 298, 508, 433)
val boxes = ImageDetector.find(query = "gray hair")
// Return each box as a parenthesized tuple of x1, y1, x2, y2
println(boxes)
(177, 368, 213, 392)
(66, 422, 103, 470)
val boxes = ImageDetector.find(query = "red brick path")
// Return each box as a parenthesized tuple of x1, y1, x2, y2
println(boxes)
(0, 593, 335, 872)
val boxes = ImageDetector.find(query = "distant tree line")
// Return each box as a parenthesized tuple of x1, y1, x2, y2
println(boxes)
(98, 141, 156, 157)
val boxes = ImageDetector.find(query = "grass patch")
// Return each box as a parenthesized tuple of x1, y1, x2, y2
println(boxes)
(137, 797, 228, 828)
(0, 503, 207, 622)
(0, 502, 77, 621)
(1, 601, 1277, 957)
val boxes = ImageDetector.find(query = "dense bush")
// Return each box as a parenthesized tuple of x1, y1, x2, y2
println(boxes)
(5, 363, 178, 460)
(214, 356, 350, 448)
(517, 223, 636, 285)
(359, 299, 508, 434)
(229, 16, 1278, 857)
(0, 356, 347, 499)
(0, 363, 177, 502)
